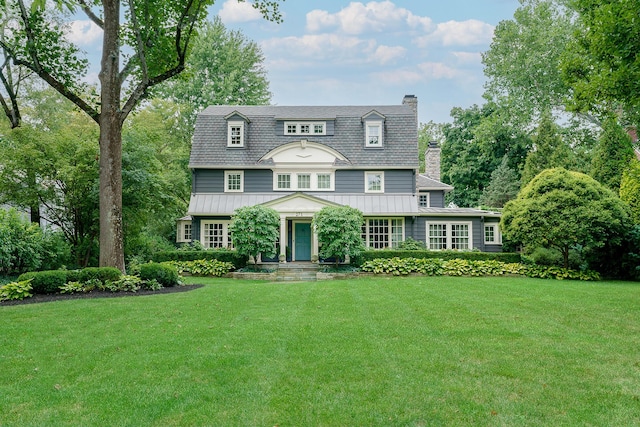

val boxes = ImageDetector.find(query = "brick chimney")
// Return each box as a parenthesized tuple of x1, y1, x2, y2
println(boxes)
(424, 141, 441, 181)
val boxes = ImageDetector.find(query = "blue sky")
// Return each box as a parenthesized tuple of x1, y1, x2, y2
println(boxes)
(69, 0, 520, 124)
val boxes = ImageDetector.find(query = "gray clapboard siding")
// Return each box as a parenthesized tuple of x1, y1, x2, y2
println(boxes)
(335, 170, 415, 193)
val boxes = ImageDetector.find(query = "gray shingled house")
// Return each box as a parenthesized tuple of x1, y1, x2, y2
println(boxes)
(177, 95, 502, 261)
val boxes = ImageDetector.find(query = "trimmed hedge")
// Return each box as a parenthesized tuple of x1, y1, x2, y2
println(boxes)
(17, 270, 68, 294)
(78, 267, 122, 285)
(152, 250, 248, 268)
(139, 262, 180, 287)
(352, 250, 521, 266)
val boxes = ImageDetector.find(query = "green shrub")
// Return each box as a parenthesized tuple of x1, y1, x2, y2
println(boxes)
(65, 270, 82, 283)
(152, 249, 248, 268)
(354, 250, 521, 266)
(397, 237, 426, 250)
(139, 262, 180, 287)
(165, 259, 235, 277)
(59, 281, 87, 294)
(0, 279, 33, 301)
(142, 279, 163, 291)
(17, 270, 68, 294)
(78, 267, 122, 285)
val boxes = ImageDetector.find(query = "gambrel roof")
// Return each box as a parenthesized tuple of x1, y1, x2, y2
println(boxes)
(189, 104, 419, 169)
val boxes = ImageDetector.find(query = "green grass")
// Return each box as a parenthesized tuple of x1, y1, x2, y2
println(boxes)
(1, 276, 639, 426)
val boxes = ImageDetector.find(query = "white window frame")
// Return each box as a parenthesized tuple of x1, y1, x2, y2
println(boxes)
(365, 121, 383, 147)
(227, 121, 245, 147)
(200, 220, 234, 249)
(297, 173, 311, 189)
(273, 171, 335, 191)
(224, 171, 244, 193)
(418, 192, 430, 208)
(362, 218, 404, 249)
(426, 221, 473, 250)
(365, 171, 384, 193)
(176, 221, 193, 243)
(484, 224, 501, 244)
(284, 121, 326, 136)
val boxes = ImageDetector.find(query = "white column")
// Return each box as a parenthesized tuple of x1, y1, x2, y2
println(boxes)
(280, 215, 287, 262)
(312, 223, 319, 261)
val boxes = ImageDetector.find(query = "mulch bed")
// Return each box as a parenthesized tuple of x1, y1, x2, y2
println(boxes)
(0, 284, 204, 307)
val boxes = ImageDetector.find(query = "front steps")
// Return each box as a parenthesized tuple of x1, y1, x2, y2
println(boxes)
(276, 262, 319, 282)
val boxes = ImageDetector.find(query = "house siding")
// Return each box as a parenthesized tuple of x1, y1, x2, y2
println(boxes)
(429, 191, 446, 208)
(335, 170, 415, 193)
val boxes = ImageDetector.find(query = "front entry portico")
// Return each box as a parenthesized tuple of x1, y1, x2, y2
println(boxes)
(263, 192, 341, 262)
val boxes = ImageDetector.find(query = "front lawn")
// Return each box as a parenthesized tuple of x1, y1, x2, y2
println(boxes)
(1, 276, 639, 426)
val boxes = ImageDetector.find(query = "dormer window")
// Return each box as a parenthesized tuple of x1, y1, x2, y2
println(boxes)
(227, 121, 245, 147)
(284, 121, 326, 136)
(366, 122, 383, 147)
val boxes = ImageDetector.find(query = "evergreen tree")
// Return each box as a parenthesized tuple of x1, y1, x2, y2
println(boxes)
(590, 117, 635, 191)
(620, 159, 640, 225)
(480, 155, 521, 208)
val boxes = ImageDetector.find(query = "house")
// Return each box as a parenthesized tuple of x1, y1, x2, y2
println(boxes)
(177, 95, 502, 261)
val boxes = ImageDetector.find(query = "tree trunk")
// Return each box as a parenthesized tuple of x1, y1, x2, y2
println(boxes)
(98, 0, 125, 272)
(562, 246, 569, 269)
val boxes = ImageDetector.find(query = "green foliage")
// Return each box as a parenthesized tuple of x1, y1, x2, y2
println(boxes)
(78, 267, 123, 285)
(154, 17, 271, 130)
(138, 263, 180, 287)
(590, 118, 635, 190)
(418, 121, 445, 173)
(152, 249, 247, 268)
(0, 279, 33, 301)
(231, 205, 280, 264)
(620, 160, 640, 224)
(360, 257, 600, 281)
(102, 275, 142, 293)
(501, 168, 632, 269)
(397, 237, 426, 250)
(354, 249, 521, 266)
(0, 208, 69, 275)
(313, 206, 365, 265)
(165, 260, 235, 277)
(521, 112, 575, 185)
(480, 155, 521, 208)
(562, 0, 640, 123)
(17, 270, 67, 294)
(441, 104, 530, 207)
(59, 281, 88, 294)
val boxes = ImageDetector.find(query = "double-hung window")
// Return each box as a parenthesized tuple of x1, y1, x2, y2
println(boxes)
(227, 121, 244, 147)
(427, 222, 472, 250)
(365, 171, 384, 193)
(225, 171, 244, 192)
(366, 122, 383, 147)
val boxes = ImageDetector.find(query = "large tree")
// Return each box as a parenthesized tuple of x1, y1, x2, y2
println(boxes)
(0, 0, 282, 272)
(155, 16, 271, 130)
(562, 0, 640, 125)
(590, 117, 635, 191)
(501, 168, 631, 268)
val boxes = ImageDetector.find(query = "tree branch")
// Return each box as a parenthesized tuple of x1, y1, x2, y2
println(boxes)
(77, 0, 104, 28)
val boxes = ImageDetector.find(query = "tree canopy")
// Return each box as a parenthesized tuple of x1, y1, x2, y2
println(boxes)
(230, 205, 280, 265)
(501, 168, 631, 268)
(313, 206, 364, 265)
(589, 117, 635, 191)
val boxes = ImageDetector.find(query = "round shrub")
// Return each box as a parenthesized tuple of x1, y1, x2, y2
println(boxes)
(17, 270, 67, 294)
(139, 262, 179, 287)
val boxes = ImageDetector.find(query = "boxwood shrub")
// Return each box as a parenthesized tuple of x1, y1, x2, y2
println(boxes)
(17, 270, 68, 294)
(138, 262, 180, 287)
(78, 267, 122, 285)
(352, 250, 521, 266)
(152, 249, 248, 268)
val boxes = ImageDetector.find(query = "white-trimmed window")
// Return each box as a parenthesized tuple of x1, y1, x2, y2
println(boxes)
(277, 173, 291, 189)
(366, 122, 383, 147)
(227, 121, 244, 147)
(419, 193, 430, 207)
(365, 171, 384, 193)
(176, 221, 192, 243)
(284, 121, 326, 136)
(484, 224, 501, 244)
(273, 171, 334, 191)
(201, 221, 233, 249)
(224, 171, 244, 192)
(362, 218, 404, 249)
(427, 222, 473, 250)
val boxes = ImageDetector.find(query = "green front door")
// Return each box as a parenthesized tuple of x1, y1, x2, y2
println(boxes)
(294, 222, 311, 261)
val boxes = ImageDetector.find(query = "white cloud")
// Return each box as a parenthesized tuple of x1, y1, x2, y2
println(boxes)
(416, 19, 494, 47)
(65, 20, 102, 46)
(451, 51, 482, 65)
(372, 45, 406, 65)
(371, 62, 459, 84)
(306, 1, 432, 35)
(218, 0, 263, 23)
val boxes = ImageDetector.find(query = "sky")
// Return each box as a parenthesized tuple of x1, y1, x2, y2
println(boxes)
(70, 0, 521, 124)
